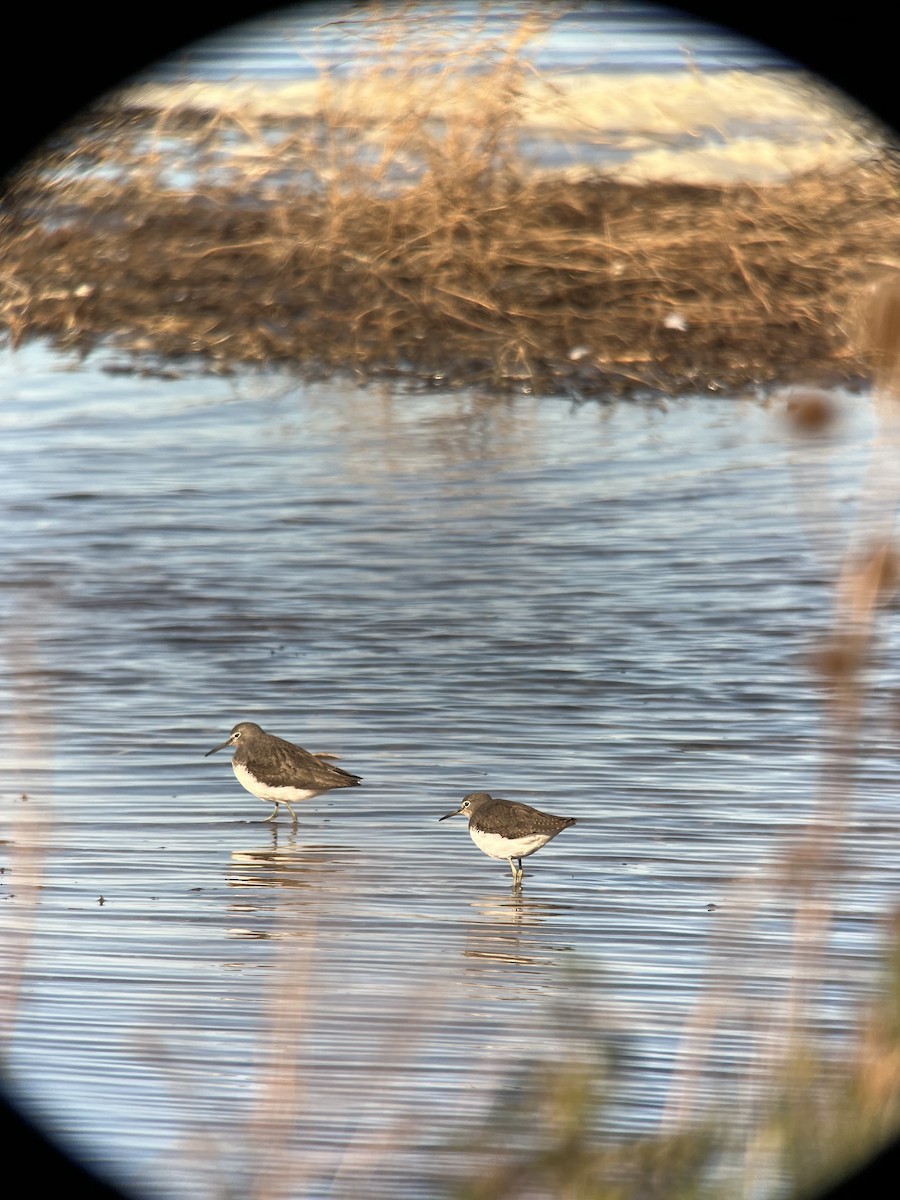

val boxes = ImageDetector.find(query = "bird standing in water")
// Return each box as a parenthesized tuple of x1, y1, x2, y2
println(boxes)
(205, 721, 362, 823)
(439, 791, 576, 884)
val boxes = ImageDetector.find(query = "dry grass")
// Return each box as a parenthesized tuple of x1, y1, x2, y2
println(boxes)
(1, 4, 899, 396)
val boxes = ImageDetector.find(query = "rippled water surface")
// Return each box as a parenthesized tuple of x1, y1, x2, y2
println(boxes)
(2, 344, 900, 1198)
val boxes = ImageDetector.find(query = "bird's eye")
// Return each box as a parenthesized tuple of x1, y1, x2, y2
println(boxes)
(233, 731, 241, 739)
(461, 800, 469, 809)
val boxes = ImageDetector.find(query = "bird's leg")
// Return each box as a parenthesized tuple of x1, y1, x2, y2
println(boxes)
(264, 804, 280, 822)
(283, 799, 299, 824)
(514, 859, 524, 886)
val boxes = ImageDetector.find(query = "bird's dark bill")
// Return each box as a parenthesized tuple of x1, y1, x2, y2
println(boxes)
(204, 738, 232, 757)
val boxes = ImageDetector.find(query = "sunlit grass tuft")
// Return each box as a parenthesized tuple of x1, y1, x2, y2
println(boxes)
(1, 5, 899, 394)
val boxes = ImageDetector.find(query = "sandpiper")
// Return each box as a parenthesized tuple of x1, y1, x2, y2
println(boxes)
(439, 791, 576, 885)
(205, 721, 362, 823)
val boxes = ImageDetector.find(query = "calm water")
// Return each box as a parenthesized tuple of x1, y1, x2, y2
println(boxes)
(2, 342, 900, 1198)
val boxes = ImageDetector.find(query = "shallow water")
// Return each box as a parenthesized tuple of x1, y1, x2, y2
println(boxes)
(2, 343, 900, 1197)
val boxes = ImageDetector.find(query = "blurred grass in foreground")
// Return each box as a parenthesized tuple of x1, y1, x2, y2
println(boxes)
(437, 916, 900, 1200)
(440, 276, 900, 1199)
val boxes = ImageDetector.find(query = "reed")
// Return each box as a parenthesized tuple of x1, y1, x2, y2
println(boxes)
(1, 5, 898, 395)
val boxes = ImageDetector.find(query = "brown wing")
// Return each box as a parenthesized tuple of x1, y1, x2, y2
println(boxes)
(479, 797, 574, 838)
(266, 735, 362, 789)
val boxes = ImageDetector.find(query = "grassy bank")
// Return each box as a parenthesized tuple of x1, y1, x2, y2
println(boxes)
(1, 5, 899, 396)
(3, 153, 900, 396)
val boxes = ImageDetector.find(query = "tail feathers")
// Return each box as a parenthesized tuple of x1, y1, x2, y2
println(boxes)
(313, 752, 362, 787)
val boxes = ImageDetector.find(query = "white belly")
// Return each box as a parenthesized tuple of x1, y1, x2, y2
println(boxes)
(233, 760, 317, 805)
(470, 826, 552, 861)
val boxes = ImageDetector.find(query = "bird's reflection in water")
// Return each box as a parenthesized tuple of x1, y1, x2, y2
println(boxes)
(225, 826, 360, 941)
(229, 818, 358, 879)
(460, 891, 575, 972)
(228, 842, 358, 889)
